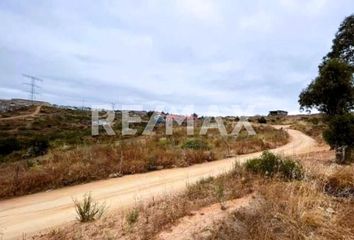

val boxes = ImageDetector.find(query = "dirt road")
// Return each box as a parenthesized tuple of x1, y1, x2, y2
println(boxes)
(0, 128, 317, 239)
(0, 105, 42, 121)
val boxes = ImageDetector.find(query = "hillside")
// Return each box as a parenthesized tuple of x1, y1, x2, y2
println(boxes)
(0, 106, 289, 199)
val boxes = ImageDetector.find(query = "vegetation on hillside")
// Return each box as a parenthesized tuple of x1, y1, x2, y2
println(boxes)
(290, 115, 327, 144)
(0, 107, 288, 199)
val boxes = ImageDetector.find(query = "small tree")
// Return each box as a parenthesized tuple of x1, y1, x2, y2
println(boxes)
(299, 59, 354, 163)
(0, 138, 21, 156)
(299, 15, 354, 164)
(299, 59, 354, 116)
(323, 114, 354, 163)
(28, 138, 49, 157)
(257, 116, 267, 124)
(323, 14, 354, 67)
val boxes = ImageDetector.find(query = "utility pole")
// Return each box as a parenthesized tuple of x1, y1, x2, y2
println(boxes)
(82, 98, 86, 110)
(22, 74, 43, 104)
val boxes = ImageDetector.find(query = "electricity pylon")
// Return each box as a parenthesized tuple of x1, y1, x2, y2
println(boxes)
(23, 74, 43, 104)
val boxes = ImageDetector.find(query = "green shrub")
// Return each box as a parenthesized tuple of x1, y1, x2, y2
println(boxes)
(279, 159, 304, 180)
(126, 208, 139, 225)
(214, 182, 226, 209)
(323, 114, 354, 163)
(245, 151, 303, 180)
(27, 138, 49, 157)
(257, 116, 267, 124)
(181, 139, 209, 150)
(73, 193, 106, 222)
(323, 114, 354, 148)
(308, 117, 320, 125)
(198, 176, 214, 184)
(245, 151, 280, 176)
(0, 138, 21, 156)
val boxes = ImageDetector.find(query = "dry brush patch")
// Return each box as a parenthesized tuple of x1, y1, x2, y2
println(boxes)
(33, 166, 259, 240)
(290, 120, 326, 145)
(293, 149, 354, 199)
(0, 105, 36, 118)
(0, 125, 287, 199)
(210, 181, 354, 240)
(322, 166, 354, 198)
(193, 153, 354, 240)
(73, 193, 106, 223)
(34, 151, 354, 240)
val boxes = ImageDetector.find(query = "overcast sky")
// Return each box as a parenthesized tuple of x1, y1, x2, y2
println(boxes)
(0, 0, 353, 115)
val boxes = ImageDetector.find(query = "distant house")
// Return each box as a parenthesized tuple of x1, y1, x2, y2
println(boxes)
(268, 110, 288, 116)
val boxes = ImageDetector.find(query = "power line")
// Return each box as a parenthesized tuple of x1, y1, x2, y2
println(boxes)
(22, 74, 44, 103)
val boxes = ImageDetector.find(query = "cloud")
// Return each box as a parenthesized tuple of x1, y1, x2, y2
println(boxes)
(280, 0, 329, 15)
(238, 10, 275, 32)
(0, 0, 353, 115)
(176, 0, 222, 24)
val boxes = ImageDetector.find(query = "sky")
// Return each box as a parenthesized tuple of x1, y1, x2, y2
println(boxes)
(0, 0, 353, 116)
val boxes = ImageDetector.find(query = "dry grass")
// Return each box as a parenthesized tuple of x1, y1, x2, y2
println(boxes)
(212, 181, 354, 240)
(294, 149, 354, 198)
(324, 166, 354, 198)
(0, 125, 287, 199)
(33, 166, 258, 240)
(210, 151, 354, 240)
(73, 193, 106, 222)
(34, 150, 354, 240)
(290, 120, 326, 144)
(0, 105, 36, 118)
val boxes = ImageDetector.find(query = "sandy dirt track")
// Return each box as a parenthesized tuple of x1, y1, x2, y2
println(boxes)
(0, 106, 42, 121)
(157, 193, 260, 240)
(0, 128, 316, 239)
